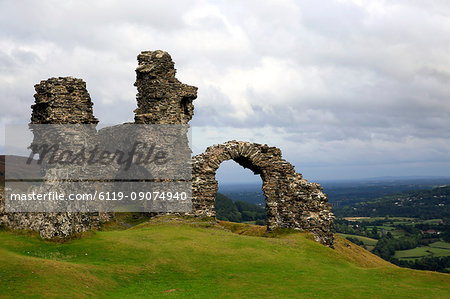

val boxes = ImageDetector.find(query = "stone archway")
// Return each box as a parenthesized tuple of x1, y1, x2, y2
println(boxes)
(192, 140, 335, 247)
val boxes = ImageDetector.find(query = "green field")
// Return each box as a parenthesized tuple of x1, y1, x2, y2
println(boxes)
(430, 242, 450, 250)
(344, 217, 416, 222)
(339, 232, 450, 260)
(395, 244, 450, 260)
(1, 217, 449, 298)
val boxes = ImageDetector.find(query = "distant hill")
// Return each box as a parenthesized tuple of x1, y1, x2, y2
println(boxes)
(218, 183, 266, 206)
(321, 177, 450, 206)
(218, 177, 450, 208)
(0, 155, 41, 187)
(333, 186, 450, 219)
(215, 192, 265, 224)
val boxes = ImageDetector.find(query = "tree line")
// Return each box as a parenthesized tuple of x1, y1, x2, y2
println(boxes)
(215, 193, 266, 225)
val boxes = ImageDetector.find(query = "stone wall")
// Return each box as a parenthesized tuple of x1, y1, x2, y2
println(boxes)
(0, 50, 335, 247)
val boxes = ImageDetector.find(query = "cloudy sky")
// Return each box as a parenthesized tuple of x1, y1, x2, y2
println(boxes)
(1, 0, 449, 183)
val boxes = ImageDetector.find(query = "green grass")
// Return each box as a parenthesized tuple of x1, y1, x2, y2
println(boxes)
(429, 242, 450, 250)
(0, 217, 449, 298)
(377, 225, 397, 231)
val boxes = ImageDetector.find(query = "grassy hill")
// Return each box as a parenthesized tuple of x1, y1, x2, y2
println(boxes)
(0, 216, 449, 298)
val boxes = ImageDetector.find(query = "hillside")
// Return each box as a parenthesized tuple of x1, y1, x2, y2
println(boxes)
(333, 186, 450, 218)
(0, 155, 41, 185)
(322, 177, 450, 206)
(0, 216, 449, 298)
(218, 178, 450, 208)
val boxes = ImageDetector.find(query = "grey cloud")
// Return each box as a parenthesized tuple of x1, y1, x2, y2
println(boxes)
(0, 0, 449, 180)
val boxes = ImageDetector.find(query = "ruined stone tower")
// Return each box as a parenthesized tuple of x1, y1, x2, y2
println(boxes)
(31, 77, 98, 124)
(134, 50, 197, 124)
(0, 77, 110, 239)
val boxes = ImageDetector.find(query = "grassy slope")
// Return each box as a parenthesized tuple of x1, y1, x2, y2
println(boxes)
(0, 217, 449, 298)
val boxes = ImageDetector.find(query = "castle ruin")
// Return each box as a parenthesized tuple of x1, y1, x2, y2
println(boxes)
(0, 50, 335, 247)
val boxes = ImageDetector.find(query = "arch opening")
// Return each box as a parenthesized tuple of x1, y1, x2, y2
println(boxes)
(215, 160, 266, 225)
